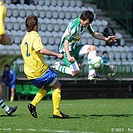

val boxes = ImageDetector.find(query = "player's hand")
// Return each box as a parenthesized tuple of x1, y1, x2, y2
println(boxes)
(68, 56, 75, 62)
(106, 36, 117, 43)
(57, 53, 64, 59)
(1, 82, 5, 86)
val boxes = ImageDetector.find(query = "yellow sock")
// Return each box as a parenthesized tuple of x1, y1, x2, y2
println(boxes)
(10, 96, 14, 102)
(52, 89, 61, 116)
(31, 88, 47, 106)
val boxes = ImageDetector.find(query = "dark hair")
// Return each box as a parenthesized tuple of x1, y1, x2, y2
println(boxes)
(80, 10, 94, 23)
(25, 14, 38, 32)
(103, 51, 108, 54)
(108, 22, 112, 26)
(4, 64, 10, 68)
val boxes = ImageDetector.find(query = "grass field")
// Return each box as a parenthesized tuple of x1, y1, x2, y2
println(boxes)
(0, 99, 133, 133)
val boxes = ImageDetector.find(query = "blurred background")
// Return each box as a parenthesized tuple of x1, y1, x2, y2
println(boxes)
(0, 0, 132, 101)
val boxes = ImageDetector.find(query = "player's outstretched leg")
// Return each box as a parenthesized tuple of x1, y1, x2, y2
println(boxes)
(6, 106, 18, 116)
(51, 62, 73, 76)
(27, 88, 47, 118)
(88, 55, 105, 80)
(0, 98, 18, 115)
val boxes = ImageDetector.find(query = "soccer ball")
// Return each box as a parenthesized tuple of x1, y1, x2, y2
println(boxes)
(90, 56, 103, 70)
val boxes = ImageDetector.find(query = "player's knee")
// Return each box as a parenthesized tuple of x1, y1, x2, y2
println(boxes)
(72, 71, 80, 76)
(45, 86, 51, 92)
(52, 80, 61, 90)
(0, 34, 12, 45)
(57, 81, 61, 89)
(87, 45, 96, 53)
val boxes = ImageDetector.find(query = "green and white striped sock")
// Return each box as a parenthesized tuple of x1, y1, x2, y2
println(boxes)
(0, 98, 9, 112)
(57, 65, 72, 75)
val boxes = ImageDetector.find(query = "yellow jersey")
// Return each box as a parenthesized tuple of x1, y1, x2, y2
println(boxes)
(21, 31, 48, 79)
(0, 1, 6, 35)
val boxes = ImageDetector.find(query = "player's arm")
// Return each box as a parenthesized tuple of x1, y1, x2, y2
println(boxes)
(64, 40, 75, 62)
(92, 32, 107, 41)
(39, 48, 63, 59)
(0, 34, 12, 45)
(33, 36, 63, 59)
(63, 22, 77, 62)
(87, 25, 107, 41)
(92, 32, 117, 43)
(88, 24, 117, 43)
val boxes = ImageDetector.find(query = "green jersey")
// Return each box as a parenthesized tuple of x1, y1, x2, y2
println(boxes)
(59, 18, 95, 53)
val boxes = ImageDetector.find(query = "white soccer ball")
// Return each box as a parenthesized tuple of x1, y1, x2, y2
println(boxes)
(90, 56, 103, 70)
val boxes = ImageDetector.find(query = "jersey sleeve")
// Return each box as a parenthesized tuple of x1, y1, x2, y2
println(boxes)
(33, 36, 44, 51)
(64, 18, 79, 42)
(87, 24, 95, 35)
(0, 4, 6, 35)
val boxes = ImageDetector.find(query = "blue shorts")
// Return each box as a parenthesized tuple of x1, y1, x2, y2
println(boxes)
(10, 84, 16, 89)
(31, 67, 57, 88)
(2, 81, 16, 89)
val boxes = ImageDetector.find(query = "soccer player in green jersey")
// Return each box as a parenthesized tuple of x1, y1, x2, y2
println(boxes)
(54, 10, 117, 80)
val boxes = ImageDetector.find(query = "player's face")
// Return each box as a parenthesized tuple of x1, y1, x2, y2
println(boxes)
(5, 67, 9, 71)
(80, 19, 91, 27)
(34, 24, 38, 32)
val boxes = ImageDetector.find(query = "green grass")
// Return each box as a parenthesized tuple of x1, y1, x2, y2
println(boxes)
(0, 99, 133, 133)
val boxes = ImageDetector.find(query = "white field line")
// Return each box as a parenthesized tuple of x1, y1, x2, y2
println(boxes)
(0, 128, 99, 133)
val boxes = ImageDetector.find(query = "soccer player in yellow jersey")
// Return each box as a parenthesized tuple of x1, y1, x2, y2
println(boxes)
(0, 1, 12, 45)
(21, 15, 69, 118)
(0, 1, 17, 115)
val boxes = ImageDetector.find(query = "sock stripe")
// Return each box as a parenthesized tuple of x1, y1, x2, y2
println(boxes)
(1, 103, 5, 108)
(57, 65, 72, 75)
(88, 59, 91, 62)
(63, 66, 66, 73)
(60, 66, 64, 72)
(89, 68, 94, 71)
(0, 99, 3, 103)
(58, 66, 66, 73)
(0, 99, 5, 107)
(58, 66, 61, 71)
